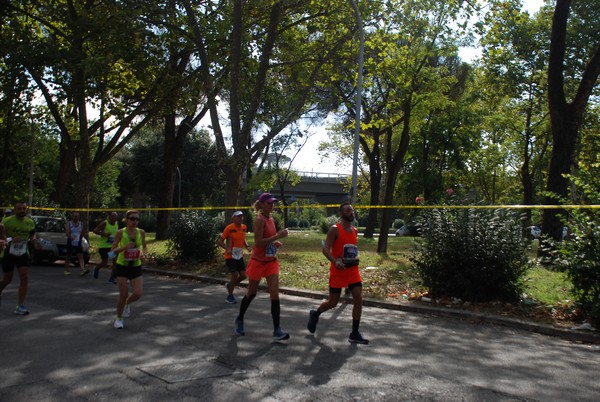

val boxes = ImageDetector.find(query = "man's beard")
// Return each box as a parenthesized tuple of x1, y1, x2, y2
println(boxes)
(342, 214, 355, 222)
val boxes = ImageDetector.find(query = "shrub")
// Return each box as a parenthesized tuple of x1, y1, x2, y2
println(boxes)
(298, 219, 311, 228)
(549, 215, 600, 326)
(392, 219, 404, 229)
(167, 211, 220, 262)
(287, 216, 299, 228)
(545, 164, 600, 327)
(298, 204, 327, 226)
(320, 215, 339, 234)
(410, 208, 530, 302)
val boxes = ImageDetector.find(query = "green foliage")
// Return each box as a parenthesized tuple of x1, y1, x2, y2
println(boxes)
(546, 217, 600, 326)
(167, 212, 220, 262)
(392, 219, 404, 229)
(298, 204, 327, 226)
(118, 127, 224, 207)
(298, 219, 310, 228)
(546, 164, 600, 326)
(91, 158, 122, 208)
(320, 215, 339, 234)
(411, 207, 530, 302)
(0, 110, 59, 206)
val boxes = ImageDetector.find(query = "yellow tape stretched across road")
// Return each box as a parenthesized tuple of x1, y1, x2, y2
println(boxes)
(3, 204, 600, 213)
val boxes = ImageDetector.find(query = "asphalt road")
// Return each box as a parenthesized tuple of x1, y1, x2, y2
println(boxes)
(1, 264, 599, 401)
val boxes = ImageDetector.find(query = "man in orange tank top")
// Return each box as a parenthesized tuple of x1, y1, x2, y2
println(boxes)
(307, 202, 369, 344)
(218, 211, 250, 304)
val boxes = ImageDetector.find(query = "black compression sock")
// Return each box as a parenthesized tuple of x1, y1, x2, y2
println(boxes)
(271, 299, 281, 329)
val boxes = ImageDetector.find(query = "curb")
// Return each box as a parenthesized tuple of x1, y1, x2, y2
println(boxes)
(142, 266, 600, 345)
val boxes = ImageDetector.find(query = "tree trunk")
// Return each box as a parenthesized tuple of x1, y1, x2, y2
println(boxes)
(223, 166, 245, 210)
(542, 109, 578, 240)
(541, 0, 600, 246)
(363, 187, 380, 238)
(362, 130, 381, 238)
(377, 174, 398, 253)
(53, 135, 75, 205)
(73, 166, 96, 238)
(156, 114, 187, 240)
(377, 104, 411, 253)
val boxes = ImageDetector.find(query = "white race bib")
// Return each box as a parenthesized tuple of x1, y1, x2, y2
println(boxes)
(124, 248, 140, 261)
(265, 242, 277, 257)
(342, 244, 358, 264)
(232, 247, 243, 260)
(9, 240, 27, 257)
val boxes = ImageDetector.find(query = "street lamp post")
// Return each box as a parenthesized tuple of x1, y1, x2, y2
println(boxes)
(29, 119, 35, 206)
(348, 0, 364, 204)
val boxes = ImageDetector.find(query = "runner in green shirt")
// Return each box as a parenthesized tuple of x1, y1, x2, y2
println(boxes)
(92, 211, 119, 283)
(0, 202, 38, 315)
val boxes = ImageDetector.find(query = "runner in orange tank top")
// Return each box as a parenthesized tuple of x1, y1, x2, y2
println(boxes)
(218, 210, 251, 304)
(234, 193, 290, 341)
(306, 202, 369, 344)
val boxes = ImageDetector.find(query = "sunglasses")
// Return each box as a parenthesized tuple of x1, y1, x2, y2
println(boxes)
(128, 217, 140, 221)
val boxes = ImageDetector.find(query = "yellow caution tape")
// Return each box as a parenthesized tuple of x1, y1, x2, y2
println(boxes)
(2, 204, 600, 213)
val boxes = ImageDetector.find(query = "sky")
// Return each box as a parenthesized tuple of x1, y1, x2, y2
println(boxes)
(288, 0, 546, 174)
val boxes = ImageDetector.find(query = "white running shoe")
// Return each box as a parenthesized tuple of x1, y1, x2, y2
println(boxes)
(123, 304, 131, 318)
(113, 318, 124, 329)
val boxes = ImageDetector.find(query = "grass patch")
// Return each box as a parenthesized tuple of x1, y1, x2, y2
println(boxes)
(89, 232, 168, 256)
(524, 267, 572, 305)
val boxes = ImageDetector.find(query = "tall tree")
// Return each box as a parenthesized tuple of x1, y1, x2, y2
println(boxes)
(478, 0, 552, 223)
(118, 127, 224, 208)
(249, 125, 309, 226)
(137, 1, 213, 239)
(400, 61, 482, 206)
(3, 0, 165, 231)
(543, 0, 600, 241)
(328, 0, 473, 251)
(182, 0, 353, 210)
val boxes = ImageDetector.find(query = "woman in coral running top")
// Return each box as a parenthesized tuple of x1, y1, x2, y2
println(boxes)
(234, 193, 290, 341)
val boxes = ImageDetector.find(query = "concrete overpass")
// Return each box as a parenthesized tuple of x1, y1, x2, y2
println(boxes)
(270, 171, 350, 207)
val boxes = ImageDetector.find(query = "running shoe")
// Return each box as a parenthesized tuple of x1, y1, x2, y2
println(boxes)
(123, 304, 131, 318)
(307, 309, 319, 333)
(14, 305, 29, 315)
(273, 327, 290, 341)
(226, 294, 237, 304)
(108, 276, 117, 284)
(93, 266, 99, 279)
(348, 331, 369, 344)
(113, 318, 124, 329)
(80, 268, 90, 277)
(234, 318, 245, 336)
(64, 270, 71, 276)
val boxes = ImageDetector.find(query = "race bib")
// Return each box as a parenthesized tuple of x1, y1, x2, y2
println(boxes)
(9, 240, 27, 256)
(124, 248, 141, 261)
(342, 244, 359, 264)
(265, 242, 277, 257)
(232, 247, 243, 260)
(107, 235, 115, 244)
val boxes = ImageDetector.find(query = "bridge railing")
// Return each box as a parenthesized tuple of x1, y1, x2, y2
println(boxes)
(297, 171, 349, 180)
